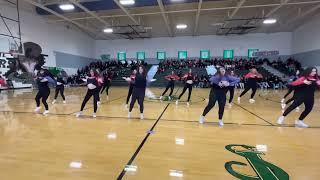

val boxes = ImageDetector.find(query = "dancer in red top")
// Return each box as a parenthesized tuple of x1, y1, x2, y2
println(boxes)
(160, 71, 180, 100)
(277, 67, 320, 128)
(176, 69, 195, 106)
(238, 68, 263, 103)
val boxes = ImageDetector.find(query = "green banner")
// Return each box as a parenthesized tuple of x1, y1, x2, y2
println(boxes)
(200, 50, 210, 59)
(178, 51, 187, 60)
(223, 50, 234, 59)
(117, 52, 126, 61)
(137, 51, 145, 60)
(248, 49, 259, 58)
(157, 51, 166, 60)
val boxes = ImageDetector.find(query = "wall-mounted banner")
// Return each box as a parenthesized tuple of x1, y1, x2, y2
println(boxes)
(200, 50, 210, 59)
(178, 51, 188, 60)
(223, 50, 234, 59)
(136, 52, 145, 60)
(253, 50, 279, 57)
(157, 51, 166, 60)
(117, 52, 126, 61)
(248, 49, 259, 58)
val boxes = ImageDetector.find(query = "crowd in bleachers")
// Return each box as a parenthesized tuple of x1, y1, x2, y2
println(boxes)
(267, 58, 301, 75)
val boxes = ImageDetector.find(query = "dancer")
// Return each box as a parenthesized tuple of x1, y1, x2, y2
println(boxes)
(199, 67, 240, 126)
(52, 73, 66, 104)
(176, 69, 194, 106)
(160, 71, 180, 100)
(227, 70, 238, 107)
(238, 68, 263, 103)
(281, 70, 300, 103)
(277, 67, 320, 128)
(126, 66, 147, 120)
(34, 69, 56, 115)
(100, 70, 112, 100)
(0, 75, 7, 93)
(96, 69, 103, 105)
(123, 69, 137, 108)
(76, 69, 103, 118)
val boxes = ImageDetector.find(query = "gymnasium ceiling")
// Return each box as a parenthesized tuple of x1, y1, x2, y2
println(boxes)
(20, 0, 320, 39)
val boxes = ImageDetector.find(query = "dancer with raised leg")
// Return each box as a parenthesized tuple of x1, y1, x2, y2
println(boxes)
(199, 67, 240, 126)
(176, 69, 194, 106)
(160, 71, 180, 100)
(277, 67, 320, 128)
(238, 68, 263, 103)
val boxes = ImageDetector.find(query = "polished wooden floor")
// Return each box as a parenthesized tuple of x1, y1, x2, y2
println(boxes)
(0, 87, 319, 180)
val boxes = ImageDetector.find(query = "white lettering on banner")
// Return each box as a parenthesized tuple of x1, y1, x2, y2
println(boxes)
(253, 51, 279, 57)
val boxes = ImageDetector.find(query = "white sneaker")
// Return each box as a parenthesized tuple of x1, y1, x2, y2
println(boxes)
(34, 107, 41, 113)
(237, 97, 241, 103)
(218, 120, 224, 126)
(295, 107, 300, 112)
(160, 96, 163, 100)
(281, 103, 286, 109)
(187, 102, 190, 106)
(43, 110, 49, 115)
(176, 100, 179, 105)
(52, 100, 56, 104)
(97, 101, 101, 105)
(125, 104, 128, 109)
(249, 99, 255, 103)
(128, 112, 132, 119)
(76, 111, 82, 118)
(92, 113, 97, 118)
(63, 101, 66, 104)
(296, 120, 309, 128)
(277, 116, 285, 125)
(199, 116, 205, 124)
(281, 98, 285, 103)
(140, 113, 144, 120)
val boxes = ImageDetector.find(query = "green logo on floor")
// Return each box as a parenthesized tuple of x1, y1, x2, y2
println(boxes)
(225, 144, 289, 180)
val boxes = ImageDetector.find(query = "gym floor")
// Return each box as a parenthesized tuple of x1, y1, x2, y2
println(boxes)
(0, 87, 319, 180)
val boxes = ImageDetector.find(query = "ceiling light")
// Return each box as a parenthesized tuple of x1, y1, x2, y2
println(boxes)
(176, 24, 187, 29)
(103, 28, 113, 33)
(120, 0, 135, 5)
(59, 4, 75, 11)
(263, 18, 277, 24)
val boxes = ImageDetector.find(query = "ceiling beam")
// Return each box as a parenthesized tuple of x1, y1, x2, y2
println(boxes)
(113, 0, 139, 25)
(229, 0, 246, 19)
(48, 0, 320, 22)
(265, 0, 290, 18)
(69, 0, 110, 27)
(287, 3, 320, 25)
(193, 0, 202, 36)
(21, 0, 101, 39)
(157, 0, 172, 37)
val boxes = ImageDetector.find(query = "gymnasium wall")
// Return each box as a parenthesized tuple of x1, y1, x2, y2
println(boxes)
(94, 32, 292, 61)
(0, 2, 94, 68)
(292, 14, 320, 67)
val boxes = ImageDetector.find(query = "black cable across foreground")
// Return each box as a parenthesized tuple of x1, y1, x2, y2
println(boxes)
(116, 103, 170, 180)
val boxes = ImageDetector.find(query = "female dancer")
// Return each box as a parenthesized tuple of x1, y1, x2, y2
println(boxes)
(123, 69, 137, 108)
(100, 70, 112, 100)
(281, 70, 300, 104)
(199, 67, 240, 126)
(176, 69, 194, 106)
(76, 69, 103, 118)
(238, 68, 263, 103)
(226, 70, 238, 107)
(277, 67, 320, 128)
(160, 71, 180, 100)
(34, 69, 56, 115)
(126, 66, 147, 120)
(52, 73, 66, 104)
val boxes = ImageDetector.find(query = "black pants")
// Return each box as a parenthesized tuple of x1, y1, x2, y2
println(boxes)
(178, 83, 192, 102)
(126, 85, 134, 104)
(202, 89, 226, 120)
(35, 89, 50, 110)
(129, 88, 145, 113)
(284, 87, 294, 99)
(162, 83, 174, 96)
(227, 86, 235, 103)
(283, 96, 314, 121)
(54, 85, 65, 100)
(97, 86, 102, 102)
(80, 89, 99, 113)
(240, 84, 257, 99)
(100, 81, 110, 95)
